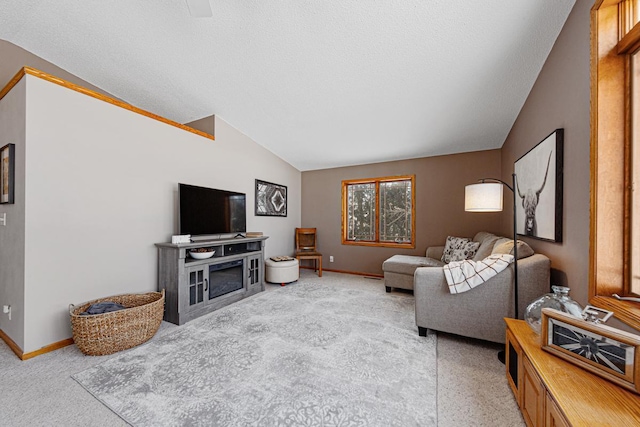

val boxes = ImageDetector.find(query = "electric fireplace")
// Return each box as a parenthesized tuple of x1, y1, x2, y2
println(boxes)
(209, 259, 244, 299)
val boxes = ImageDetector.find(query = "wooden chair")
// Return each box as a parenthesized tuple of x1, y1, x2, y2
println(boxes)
(295, 228, 322, 277)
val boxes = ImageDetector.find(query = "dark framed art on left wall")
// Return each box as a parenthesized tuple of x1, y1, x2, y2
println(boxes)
(0, 143, 15, 204)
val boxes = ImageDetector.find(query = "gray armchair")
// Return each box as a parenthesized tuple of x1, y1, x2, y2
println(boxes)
(414, 234, 550, 344)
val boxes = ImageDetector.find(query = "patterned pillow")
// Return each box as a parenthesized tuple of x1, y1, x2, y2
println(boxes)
(441, 236, 479, 263)
(450, 240, 480, 262)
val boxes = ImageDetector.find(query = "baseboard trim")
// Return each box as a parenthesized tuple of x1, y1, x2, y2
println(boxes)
(0, 329, 74, 360)
(22, 338, 75, 360)
(0, 328, 23, 359)
(299, 266, 383, 279)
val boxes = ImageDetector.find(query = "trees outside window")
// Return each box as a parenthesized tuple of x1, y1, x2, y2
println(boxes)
(342, 175, 415, 248)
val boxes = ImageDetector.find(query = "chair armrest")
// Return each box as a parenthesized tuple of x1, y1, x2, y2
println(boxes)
(426, 246, 445, 260)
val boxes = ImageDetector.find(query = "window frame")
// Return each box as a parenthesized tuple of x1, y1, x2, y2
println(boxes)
(590, 0, 640, 329)
(341, 174, 416, 249)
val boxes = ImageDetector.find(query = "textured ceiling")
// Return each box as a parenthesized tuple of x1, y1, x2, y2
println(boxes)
(0, 0, 575, 171)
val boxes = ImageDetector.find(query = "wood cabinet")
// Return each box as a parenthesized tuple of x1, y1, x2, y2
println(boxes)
(505, 319, 640, 427)
(521, 356, 545, 427)
(506, 328, 521, 404)
(545, 394, 570, 427)
(156, 236, 268, 325)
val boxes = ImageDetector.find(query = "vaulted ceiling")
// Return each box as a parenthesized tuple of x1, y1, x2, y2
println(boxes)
(0, 0, 576, 171)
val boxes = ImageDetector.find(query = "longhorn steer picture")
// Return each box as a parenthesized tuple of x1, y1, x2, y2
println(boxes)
(517, 151, 552, 237)
(514, 129, 563, 242)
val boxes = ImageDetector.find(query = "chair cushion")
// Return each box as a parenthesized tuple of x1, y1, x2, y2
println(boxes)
(441, 236, 479, 263)
(295, 250, 322, 257)
(383, 255, 444, 275)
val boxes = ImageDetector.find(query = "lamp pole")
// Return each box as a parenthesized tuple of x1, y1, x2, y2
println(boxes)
(511, 173, 519, 319)
(477, 174, 519, 319)
(466, 174, 520, 364)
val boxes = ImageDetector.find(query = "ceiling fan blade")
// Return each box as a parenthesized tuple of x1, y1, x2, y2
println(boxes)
(185, 0, 212, 18)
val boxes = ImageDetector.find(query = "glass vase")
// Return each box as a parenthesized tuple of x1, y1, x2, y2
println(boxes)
(524, 286, 583, 334)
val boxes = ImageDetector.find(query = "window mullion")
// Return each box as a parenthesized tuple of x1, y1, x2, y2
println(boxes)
(375, 180, 380, 243)
(405, 181, 410, 242)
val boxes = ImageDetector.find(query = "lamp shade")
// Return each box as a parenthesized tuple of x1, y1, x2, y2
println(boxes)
(465, 183, 503, 212)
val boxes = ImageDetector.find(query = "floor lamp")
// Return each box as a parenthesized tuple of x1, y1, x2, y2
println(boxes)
(465, 174, 519, 364)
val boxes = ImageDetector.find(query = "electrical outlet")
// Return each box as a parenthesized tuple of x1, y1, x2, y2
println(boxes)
(329, 256, 334, 263)
(3, 305, 11, 320)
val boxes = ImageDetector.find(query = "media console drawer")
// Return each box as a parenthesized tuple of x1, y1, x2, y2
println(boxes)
(224, 242, 247, 255)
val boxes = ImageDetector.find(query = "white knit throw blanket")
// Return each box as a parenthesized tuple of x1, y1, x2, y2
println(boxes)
(443, 254, 515, 294)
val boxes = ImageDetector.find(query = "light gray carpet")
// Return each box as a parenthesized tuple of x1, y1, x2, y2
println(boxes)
(72, 273, 438, 426)
(1, 271, 524, 426)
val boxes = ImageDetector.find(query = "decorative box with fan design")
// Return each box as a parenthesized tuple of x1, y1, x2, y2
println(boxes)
(541, 308, 640, 394)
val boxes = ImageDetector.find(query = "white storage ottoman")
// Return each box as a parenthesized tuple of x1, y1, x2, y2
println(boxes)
(265, 258, 299, 285)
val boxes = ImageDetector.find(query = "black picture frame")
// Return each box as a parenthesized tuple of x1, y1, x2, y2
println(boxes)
(0, 143, 15, 205)
(255, 179, 287, 217)
(514, 129, 563, 242)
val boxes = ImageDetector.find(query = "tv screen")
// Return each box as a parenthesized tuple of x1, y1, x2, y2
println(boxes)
(179, 183, 246, 236)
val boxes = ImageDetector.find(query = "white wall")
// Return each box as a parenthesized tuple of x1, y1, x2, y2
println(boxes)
(19, 75, 300, 353)
(0, 78, 26, 349)
(213, 116, 301, 258)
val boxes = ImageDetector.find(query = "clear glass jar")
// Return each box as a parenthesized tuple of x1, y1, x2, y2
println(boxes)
(524, 286, 583, 334)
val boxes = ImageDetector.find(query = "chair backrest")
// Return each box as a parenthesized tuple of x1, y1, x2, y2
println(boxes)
(295, 228, 317, 251)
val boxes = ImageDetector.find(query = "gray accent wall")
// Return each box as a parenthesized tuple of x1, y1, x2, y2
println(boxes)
(301, 150, 503, 276)
(499, 2, 590, 307)
(0, 78, 26, 349)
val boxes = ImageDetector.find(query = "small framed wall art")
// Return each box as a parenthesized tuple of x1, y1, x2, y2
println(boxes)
(541, 308, 640, 394)
(255, 179, 287, 217)
(514, 129, 563, 242)
(0, 143, 15, 204)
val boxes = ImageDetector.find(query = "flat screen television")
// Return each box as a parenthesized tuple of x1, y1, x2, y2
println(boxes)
(179, 183, 246, 237)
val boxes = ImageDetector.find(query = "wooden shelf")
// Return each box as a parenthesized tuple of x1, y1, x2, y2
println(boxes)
(506, 319, 640, 426)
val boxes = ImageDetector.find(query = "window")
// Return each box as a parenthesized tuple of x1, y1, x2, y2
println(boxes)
(633, 49, 640, 295)
(590, 0, 640, 329)
(341, 175, 415, 248)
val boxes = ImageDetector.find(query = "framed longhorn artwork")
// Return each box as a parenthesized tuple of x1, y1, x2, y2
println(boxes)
(514, 129, 563, 242)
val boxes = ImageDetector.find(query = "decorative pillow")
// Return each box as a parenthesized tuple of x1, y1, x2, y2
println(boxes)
(472, 232, 501, 261)
(450, 241, 480, 262)
(441, 236, 479, 263)
(492, 239, 534, 259)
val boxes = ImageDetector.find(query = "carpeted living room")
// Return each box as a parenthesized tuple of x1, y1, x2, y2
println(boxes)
(2, 1, 640, 426)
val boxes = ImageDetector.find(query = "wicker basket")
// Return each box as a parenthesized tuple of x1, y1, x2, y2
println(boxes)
(69, 289, 165, 356)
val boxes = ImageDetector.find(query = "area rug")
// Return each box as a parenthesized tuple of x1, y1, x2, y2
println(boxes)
(73, 274, 437, 426)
